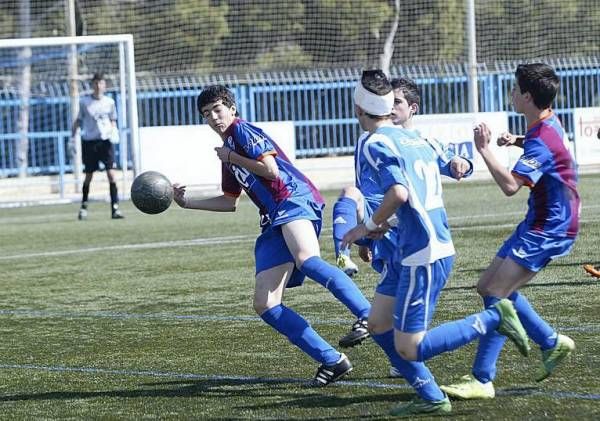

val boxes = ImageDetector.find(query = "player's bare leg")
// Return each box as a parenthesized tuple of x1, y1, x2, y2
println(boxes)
(282, 219, 371, 348)
(254, 262, 351, 386)
(253, 262, 291, 314)
(477, 257, 537, 298)
(368, 292, 403, 377)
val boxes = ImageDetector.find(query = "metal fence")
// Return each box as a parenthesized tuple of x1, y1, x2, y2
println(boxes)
(1, 62, 600, 176)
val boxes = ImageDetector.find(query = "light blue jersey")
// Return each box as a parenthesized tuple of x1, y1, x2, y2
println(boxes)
(358, 125, 455, 267)
(356, 129, 471, 205)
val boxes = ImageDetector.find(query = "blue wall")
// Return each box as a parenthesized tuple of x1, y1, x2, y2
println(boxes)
(1, 63, 599, 176)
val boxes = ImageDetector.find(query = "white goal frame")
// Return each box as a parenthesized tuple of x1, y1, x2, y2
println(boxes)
(0, 34, 140, 202)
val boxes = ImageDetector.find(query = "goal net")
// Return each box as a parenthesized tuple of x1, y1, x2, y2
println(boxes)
(1, 0, 597, 76)
(0, 35, 138, 204)
(0, 1, 598, 204)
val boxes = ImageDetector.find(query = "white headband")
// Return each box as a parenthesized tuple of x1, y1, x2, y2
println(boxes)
(354, 81, 394, 116)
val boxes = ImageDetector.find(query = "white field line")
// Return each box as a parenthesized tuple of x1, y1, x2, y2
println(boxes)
(0, 308, 597, 333)
(0, 235, 255, 260)
(2, 210, 599, 261)
(0, 363, 598, 400)
(2, 204, 600, 225)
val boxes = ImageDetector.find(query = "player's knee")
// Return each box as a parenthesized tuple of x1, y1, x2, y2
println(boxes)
(367, 315, 391, 335)
(476, 284, 488, 297)
(295, 253, 319, 269)
(252, 297, 269, 315)
(477, 283, 505, 298)
(339, 185, 362, 202)
(394, 341, 418, 361)
(252, 286, 270, 315)
(253, 285, 282, 315)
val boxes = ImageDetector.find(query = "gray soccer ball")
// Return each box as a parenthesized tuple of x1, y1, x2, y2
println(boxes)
(130, 171, 173, 214)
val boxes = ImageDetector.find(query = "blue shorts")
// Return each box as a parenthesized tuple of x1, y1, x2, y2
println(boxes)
(363, 198, 396, 274)
(255, 199, 323, 288)
(393, 256, 455, 333)
(497, 223, 575, 272)
(374, 261, 397, 297)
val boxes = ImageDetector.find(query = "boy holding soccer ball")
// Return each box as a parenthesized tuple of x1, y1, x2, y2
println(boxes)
(442, 63, 579, 399)
(172, 85, 371, 386)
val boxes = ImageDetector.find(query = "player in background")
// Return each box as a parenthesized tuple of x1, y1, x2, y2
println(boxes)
(72, 72, 124, 220)
(331, 77, 472, 351)
(442, 63, 579, 400)
(341, 70, 529, 416)
(172, 85, 371, 386)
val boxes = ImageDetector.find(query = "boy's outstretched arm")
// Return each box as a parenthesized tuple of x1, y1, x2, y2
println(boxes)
(173, 184, 238, 212)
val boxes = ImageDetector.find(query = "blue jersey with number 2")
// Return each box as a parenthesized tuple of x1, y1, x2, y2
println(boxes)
(358, 125, 455, 266)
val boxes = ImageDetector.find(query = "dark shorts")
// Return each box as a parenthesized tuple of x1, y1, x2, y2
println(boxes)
(82, 139, 115, 173)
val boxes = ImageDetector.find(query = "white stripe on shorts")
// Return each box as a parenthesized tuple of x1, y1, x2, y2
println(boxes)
(423, 264, 432, 331)
(399, 266, 417, 331)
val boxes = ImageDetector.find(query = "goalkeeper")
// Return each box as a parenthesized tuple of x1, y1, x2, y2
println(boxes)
(72, 72, 124, 220)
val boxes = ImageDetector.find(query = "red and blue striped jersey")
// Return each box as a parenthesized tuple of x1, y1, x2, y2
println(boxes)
(220, 119, 324, 225)
(511, 113, 580, 238)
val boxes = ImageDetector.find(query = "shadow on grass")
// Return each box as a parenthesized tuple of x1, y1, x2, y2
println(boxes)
(0, 377, 307, 402)
(0, 377, 415, 419)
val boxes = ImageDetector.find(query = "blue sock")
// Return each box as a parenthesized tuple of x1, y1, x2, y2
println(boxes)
(417, 308, 500, 361)
(332, 197, 358, 257)
(472, 296, 506, 384)
(300, 256, 370, 319)
(371, 330, 445, 401)
(260, 304, 340, 365)
(510, 291, 557, 350)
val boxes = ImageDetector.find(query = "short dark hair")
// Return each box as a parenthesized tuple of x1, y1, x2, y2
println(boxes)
(515, 63, 559, 109)
(91, 72, 105, 82)
(196, 85, 237, 113)
(361, 69, 392, 96)
(360, 70, 392, 119)
(391, 77, 421, 108)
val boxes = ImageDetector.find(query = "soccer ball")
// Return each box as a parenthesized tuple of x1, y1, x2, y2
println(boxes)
(130, 171, 173, 214)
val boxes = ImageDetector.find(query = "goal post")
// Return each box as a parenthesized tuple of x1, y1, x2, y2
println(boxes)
(0, 34, 139, 203)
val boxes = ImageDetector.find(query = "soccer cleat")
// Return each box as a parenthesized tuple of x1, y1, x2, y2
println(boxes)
(389, 366, 404, 378)
(111, 209, 125, 219)
(440, 374, 495, 399)
(312, 353, 352, 386)
(583, 264, 600, 278)
(78, 208, 88, 220)
(535, 334, 575, 382)
(494, 298, 531, 357)
(338, 318, 369, 348)
(336, 254, 358, 277)
(389, 396, 451, 417)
